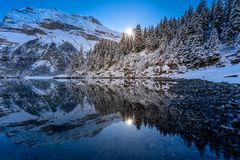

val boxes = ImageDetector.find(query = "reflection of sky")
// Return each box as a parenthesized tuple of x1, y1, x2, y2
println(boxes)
(0, 0, 213, 32)
(0, 121, 219, 160)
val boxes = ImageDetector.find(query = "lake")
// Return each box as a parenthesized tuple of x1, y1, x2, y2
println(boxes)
(0, 79, 239, 160)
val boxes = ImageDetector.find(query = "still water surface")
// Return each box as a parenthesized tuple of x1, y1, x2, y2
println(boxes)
(0, 79, 239, 160)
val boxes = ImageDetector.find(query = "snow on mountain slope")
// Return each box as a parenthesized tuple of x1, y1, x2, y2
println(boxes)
(3, 8, 105, 30)
(0, 7, 120, 76)
(0, 31, 36, 45)
(2, 7, 120, 49)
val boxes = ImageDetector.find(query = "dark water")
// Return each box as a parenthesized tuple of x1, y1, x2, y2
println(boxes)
(0, 79, 239, 160)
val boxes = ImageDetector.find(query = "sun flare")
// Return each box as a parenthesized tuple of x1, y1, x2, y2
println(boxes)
(125, 27, 133, 36)
(126, 118, 133, 125)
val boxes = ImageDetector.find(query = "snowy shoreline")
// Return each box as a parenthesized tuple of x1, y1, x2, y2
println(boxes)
(1, 66, 239, 84)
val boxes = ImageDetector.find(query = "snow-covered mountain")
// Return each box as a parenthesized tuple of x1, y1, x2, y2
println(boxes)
(0, 7, 120, 76)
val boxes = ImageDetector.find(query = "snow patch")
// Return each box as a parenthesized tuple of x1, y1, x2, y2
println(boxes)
(171, 65, 240, 84)
(0, 31, 36, 44)
(24, 76, 54, 80)
(31, 60, 55, 72)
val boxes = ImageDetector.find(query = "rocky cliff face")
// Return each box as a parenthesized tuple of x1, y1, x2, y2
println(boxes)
(0, 7, 120, 76)
(1, 40, 80, 76)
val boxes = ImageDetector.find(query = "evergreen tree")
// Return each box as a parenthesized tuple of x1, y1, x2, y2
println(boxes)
(228, 0, 240, 40)
(77, 44, 85, 68)
(189, 0, 210, 48)
(133, 24, 144, 52)
(162, 16, 171, 42)
(146, 26, 158, 51)
(213, 0, 224, 36)
(208, 28, 220, 55)
(221, 0, 233, 41)
(197, 0, 209, 30)
(143, 27, 148, 39)
(223, 0, 233, 23)
(192, 13, 205, 46)
(196, 0, 210, 42)
(119, 33, 134, 54)
(177, 6, 193, 46)
(155, 21, 163, 40)
(171, 17, 178, 36)
(69, 44, 85, 74)
(210, 0, 216, 22)
(143, 27, 148, 48)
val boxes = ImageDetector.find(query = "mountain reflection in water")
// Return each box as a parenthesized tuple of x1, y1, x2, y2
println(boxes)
(0, 79, 239, 160)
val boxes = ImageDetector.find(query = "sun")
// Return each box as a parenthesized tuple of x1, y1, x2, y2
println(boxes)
(125, 27, 133, 36)
(126, 118, 133, 126)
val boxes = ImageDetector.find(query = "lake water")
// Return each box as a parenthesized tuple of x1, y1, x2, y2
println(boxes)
(0, 79, 239, 160)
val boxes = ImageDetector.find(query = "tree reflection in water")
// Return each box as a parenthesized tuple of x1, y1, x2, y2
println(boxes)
(0, 79, 239, 160)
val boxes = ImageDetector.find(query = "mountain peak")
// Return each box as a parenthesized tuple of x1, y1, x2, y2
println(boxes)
(2, 7, 104, 28)
(1, 7, 120, 42)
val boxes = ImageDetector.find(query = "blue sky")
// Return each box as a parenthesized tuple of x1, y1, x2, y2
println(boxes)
(0, 0, 213, 32)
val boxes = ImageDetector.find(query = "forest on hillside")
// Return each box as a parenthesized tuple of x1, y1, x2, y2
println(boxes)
(70, 0, 239, 76)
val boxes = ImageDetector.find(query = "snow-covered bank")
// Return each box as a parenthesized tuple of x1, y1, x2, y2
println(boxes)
(24, 76, 54, 80)
(22, 65, 240, 84)
(169, 65, 240, 84)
